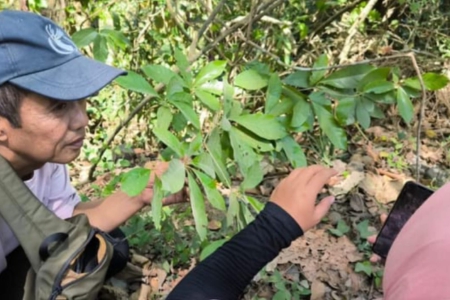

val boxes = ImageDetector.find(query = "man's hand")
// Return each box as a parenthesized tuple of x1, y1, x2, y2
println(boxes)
(367, 213, 388, 263)
(270, 165, 337, 231)
(139, 161, 186, 206)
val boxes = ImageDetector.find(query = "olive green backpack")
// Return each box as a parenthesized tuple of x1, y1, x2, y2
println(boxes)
(0, 155, 115, 300)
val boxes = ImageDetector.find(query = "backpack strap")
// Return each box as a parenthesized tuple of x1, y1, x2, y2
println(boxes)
(0, 155, 76, 272)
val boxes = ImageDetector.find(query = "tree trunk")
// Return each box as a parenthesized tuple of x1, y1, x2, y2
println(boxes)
(39, 0, 67, 24)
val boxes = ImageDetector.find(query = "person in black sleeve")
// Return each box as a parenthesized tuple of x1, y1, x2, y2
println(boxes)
(167, 165, 337, 300)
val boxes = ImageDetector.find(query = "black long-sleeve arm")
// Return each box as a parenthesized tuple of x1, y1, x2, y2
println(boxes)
(166, 202, 303, 300)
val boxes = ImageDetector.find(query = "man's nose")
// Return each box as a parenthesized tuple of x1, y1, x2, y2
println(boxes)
(70, 100, 89, 130)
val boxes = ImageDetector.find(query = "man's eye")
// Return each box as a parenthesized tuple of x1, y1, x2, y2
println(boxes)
(54, 103, 68, 111)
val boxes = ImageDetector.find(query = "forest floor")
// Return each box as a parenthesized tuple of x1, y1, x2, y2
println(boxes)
(71, 86, 450, 300)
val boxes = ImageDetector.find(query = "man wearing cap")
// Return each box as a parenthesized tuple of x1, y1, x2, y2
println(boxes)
(0, 10, 182, 298)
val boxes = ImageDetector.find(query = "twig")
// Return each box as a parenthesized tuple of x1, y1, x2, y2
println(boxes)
(197, 0, 226, 42)
(188, 0, 226, 59)
(407, 52, 427, 182)
(166, 0, 192, 42)
(339, 0, 378, 63)
(309, 0, 364, 39)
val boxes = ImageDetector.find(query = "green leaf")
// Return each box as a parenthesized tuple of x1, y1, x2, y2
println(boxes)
(309, 91, 331, 106)
(422, 73, 449, 91)
(101, 29, 130, 50)
(321, 64, 373, 89)
(283, 70, 311, 88)
(356, 219, 373, 239)
(245, 195, 264, 213)
(265, 73, 282, 113)
(363, 80, 395, 94)
(280, 136, 307, 168)
(370, 105, 386, 119)
(234, 69, 268, 90)
(231, 127, 274, 152)
(358, 67, 390, 91)
(115, 71, 158, 97)
(291, 97, 312, 128)
(153, 128, 183, 157)
(200, 239, 228, 261)
(328, 220, 350, 237)
(192, 153, 216, 178)
(142, 65, 179, 85)
(310, 54, 328, 84)
(195, 61, 226, 86)
(187, 134, 202, 156)
(195, 89, 220, 111)
(355, 261, 373, 276)
(229, 127, 257, 173)
(166, 75, 185, 97)
(151, 177, 163, 230)
(160, 159, 186, 193)
(169, 92, 201, 129)
(188, 172, 208, 240)
(207, 129, 231, 186)
(268, 96, 294, 117)
(121, 168, 151, 197)
(356, 100, 371, 129)
(156, 106, 173, 130)
(230, 113, 288, 140)
(396, 87, 414, 123)
(312, 102, 347, 149)
(226, 193, 240, 227)
(241, 161, 264, 189)
(71, 28, 98, 48)
(335, 97, 356, 126)
(194, 170, 226, 211)
(174, 48, 192, 84)
(93, 35, 108, 62)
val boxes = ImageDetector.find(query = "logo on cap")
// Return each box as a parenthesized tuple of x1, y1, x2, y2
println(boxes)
(45, 24, 77, 55)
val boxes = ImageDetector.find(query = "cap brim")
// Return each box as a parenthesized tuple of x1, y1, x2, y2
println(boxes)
(9, 56, 126, 100)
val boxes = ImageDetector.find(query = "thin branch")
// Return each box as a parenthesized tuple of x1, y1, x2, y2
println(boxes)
(339, 0, 378, 63)
(197, 0, 226, 41)
(309, 0, 364, 39)
(407, 52, 427, 182)
(188, 0, 226, 59)
(166, 0, 192, 42)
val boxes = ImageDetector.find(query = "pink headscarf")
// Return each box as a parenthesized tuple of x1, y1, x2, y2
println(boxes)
(383, 182, 450, 299)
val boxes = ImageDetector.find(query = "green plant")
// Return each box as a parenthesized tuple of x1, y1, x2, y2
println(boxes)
(110, 51, 449, 243)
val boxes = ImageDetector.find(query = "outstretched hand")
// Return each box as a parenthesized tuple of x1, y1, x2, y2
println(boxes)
(270, 165, 337, 231)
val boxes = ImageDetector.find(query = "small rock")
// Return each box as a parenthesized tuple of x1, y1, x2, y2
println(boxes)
(328, 211, 342, 225)
(368, 207, 379, 216)
(349, 193, 365, 212)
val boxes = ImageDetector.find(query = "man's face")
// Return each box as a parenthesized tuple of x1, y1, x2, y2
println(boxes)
(0, 92, 88, 172)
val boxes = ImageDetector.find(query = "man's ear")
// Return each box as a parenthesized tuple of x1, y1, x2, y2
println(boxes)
(0, 118, 10, 142)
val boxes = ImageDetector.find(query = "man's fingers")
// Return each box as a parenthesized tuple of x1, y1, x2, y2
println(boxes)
(307, 168, 338, 194)
(313, 195, 335, 222)
(162, 189, 188, 206)
(367, 235, 377, 244)
(370, 254, 381, 263)
(293, 165, 326, 183)
(380, 213, 388, 224)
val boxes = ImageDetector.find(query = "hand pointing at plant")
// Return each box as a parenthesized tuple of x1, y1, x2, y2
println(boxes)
(270, 165, 337, 231)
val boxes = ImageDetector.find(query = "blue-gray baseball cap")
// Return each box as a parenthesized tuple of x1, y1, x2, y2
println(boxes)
(0, 10, 126, 100)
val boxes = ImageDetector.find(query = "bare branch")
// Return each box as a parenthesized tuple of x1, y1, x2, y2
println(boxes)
(339, 0, 378, 63)
(406, 52, 427, 182)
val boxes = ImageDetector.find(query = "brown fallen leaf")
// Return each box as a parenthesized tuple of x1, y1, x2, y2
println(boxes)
(359, 173, 406, 204)
(266, 229, 367, 295)
(311, 280, 327, 300)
